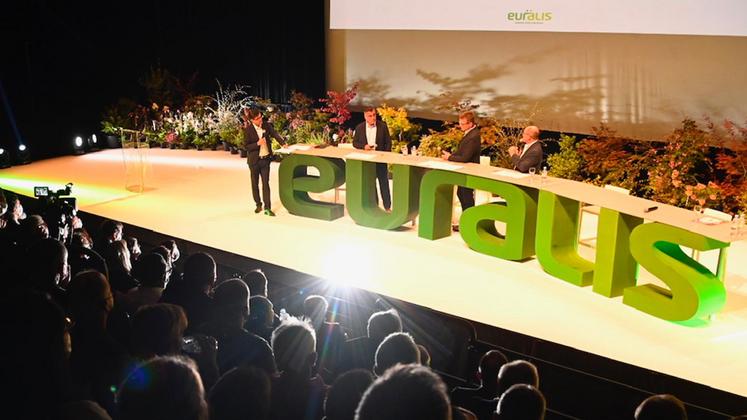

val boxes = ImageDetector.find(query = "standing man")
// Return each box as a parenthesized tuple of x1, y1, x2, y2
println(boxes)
(353, 107, 392, 211)
(442, 111, 482, 229)
(243, 108, 287, 216)
(508, 126, 543, 173)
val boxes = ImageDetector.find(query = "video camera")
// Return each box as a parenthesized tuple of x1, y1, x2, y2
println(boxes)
(34, 183, 77, 243)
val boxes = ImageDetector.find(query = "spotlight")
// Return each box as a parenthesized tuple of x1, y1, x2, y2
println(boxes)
(73, 136, 85, 155)
(0, 148, 10, 169)
(88, 134, 99, 151)
(16, 144, 30, 165)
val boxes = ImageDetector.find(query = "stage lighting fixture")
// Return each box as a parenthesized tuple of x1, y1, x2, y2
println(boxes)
(0, 148, 10, 169)
(88, 134, 99, 151)
(16, 144, 30, 165)
(73, 136, 85, 155)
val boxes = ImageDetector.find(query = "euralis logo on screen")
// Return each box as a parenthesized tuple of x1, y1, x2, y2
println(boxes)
(507, 10, 553, 23)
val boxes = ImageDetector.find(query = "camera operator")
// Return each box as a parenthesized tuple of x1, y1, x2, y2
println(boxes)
(35, 183, 79, 246)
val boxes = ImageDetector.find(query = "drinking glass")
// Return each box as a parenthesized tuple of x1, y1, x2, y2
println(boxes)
(693, 204, 702, 222)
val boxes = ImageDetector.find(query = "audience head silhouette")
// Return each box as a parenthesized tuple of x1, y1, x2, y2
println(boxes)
(271, 316, 317, 376)
(208, 366, 271, 420)
(355, 363, 451, 420)
(325, 369, 375, 420)
(131, 303, 188, 358)
(117, 355, 208, 420)
(634, 394, 688, 420)
(494, 384, 546, 420)
(367, 309, 402, 343)
(183, 252, 217, 293)
(244, 268, 268, 297)
(374, 332, 420, 376)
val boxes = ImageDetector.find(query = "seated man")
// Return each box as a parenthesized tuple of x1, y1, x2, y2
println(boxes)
(494, 384, 546, 420)
(342, 308, 402, 372)
(356, 364, 451, 420)
(508, 126, 543, 173)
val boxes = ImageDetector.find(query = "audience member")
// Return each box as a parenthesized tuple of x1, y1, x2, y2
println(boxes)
(303, 294, 347, 381)
(343, 309, 402, 372)
(130, 303, 188, 359)
(121, 253, 169, 314)
(69, 228, 108, 278)
(116, 356, 208, 420)
(355, 364, 451, 420)
(494, 384, 546, 420)
(417, 344, 431, 367)
(496, 360, 539, 396)
(126, 236, 142, 262)
(373, 332, 420, 376)
(199, 279, 276, 375)
(94, 219, 122, 257)
(0, 290, 70, 420)
(324, 369, 374, 420)
(59, 400, 113, 420)
(270, 316, 327, 420)
(68, 270, 131, 414)
(634, 394, 688, 420)
(246, 295, 276, 342)
(452, 349, 509, 408)
(26, 237, 70, 308)
(160, 251, 216, 331)
(245, 268, 269, 297)
(208, 366, 271, 420)
(151, 245, 174, 283)
(103, 239, 138, 293)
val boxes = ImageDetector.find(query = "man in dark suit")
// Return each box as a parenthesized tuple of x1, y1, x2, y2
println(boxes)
(508, 126, 543, 173)
(353, 108, 392, 211)
(243, 108, 287, 216)
(442, 111, 482, 222)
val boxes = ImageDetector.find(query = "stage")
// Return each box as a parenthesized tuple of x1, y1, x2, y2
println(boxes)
(2, 148, 746, 397)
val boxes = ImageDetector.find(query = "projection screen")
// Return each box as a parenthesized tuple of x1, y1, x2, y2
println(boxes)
(326, 0, 747, 140)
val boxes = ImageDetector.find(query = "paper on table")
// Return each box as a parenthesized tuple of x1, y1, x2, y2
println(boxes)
(288, 144, 314, 151)
(421, 160, 463, 171)
(697, 216, 725, 225)
(345, 152, 376, 160)
(494, 169, 529, 179)
(277, 144, 313, 153)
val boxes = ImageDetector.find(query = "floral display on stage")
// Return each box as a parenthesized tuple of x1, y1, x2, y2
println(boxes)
(100, 68, 746, 214)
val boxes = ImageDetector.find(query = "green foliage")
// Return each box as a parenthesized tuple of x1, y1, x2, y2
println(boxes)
(418, 127, 463, 158)
(577, 124, 651, 193)
(100, 98, 138, 134)
(139, 65, 176, 107)
(546, 134, 583, 180)
(377, 105, 421, 147)
(646, 118, 713, 207)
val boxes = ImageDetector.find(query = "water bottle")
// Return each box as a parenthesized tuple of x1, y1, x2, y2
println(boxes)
(540, 166, 548, 186)
(279, 308, 289, 321)
(411, 145, 418, 156)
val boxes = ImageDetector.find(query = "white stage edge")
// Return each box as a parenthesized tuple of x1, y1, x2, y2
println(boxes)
(2, 148, 746, 396)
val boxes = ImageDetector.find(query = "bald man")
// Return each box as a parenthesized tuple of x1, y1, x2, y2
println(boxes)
(508, 126, 543, 173)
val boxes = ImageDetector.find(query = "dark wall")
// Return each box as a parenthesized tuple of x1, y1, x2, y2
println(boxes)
(0, 0, 325, 159)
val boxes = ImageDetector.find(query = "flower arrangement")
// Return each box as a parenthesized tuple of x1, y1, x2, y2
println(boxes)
(320, 83, 359, 137)
(376, 104, 421, 151)
(546, 134, 583, 181)
(208, 83, 249, 149)
(418, 127, 464, 158)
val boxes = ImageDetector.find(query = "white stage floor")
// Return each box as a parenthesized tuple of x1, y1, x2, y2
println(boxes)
(2, 148, 746, 397)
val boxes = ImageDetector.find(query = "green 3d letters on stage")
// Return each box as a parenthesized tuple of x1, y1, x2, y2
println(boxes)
(278, 153, 732, 324)
(279, 154, 345, 221)
(346, 161, 425, 230)
(625, 223, 727, 322)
